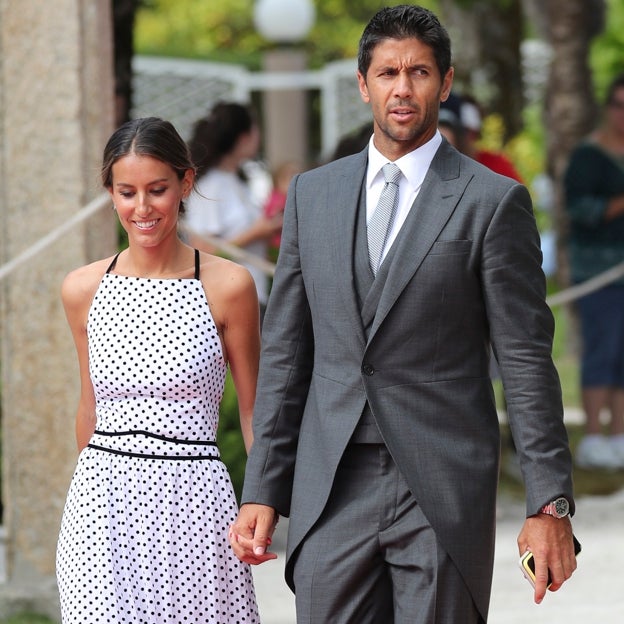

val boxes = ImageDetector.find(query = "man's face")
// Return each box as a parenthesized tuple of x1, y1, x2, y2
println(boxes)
(357, 37, 453, 160)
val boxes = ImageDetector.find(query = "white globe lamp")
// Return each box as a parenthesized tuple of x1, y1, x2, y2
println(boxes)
(254, 0, 316, 43)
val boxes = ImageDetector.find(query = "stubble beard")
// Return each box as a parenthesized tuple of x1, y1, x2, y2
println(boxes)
(378, 101, 439, 148)
(376, 118, 432, 152)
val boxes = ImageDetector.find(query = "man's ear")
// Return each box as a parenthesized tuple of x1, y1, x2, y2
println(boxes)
(357, 71, 370, 104)
(440, 67, 454, 103)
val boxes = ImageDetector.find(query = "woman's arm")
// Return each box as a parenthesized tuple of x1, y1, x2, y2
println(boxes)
(228, 214, 283, 249)
(207, 259, 260, 452)
(61, 268, 99, 451)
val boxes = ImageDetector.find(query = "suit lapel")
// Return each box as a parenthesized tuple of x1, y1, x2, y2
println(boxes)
(327, 149, 369, 347)
(367, 142, 472, 343)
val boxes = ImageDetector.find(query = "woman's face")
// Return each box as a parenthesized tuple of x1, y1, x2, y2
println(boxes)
(108, 153, 194, 248)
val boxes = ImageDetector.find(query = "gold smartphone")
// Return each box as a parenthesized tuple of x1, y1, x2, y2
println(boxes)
(519, 535, 581, 588)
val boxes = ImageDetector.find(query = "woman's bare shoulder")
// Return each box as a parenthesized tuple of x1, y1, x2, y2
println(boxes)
(61, 256, 115, 308)
(198, 253, 257, 314)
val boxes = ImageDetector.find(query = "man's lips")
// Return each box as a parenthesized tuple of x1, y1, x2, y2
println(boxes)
(389, 107, 418, 119)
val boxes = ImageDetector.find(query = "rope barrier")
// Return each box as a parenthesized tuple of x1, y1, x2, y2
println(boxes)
(545, 261, 624, 307)
(0, 194, 621, 305)
(0, 195, 276, 283)
(0, 192, 111, 282)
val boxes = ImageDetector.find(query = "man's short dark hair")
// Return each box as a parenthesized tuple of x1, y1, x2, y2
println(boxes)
(357, 5, 452, 81)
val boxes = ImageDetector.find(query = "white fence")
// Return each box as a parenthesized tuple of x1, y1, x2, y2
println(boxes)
(131, 55, 372, 159)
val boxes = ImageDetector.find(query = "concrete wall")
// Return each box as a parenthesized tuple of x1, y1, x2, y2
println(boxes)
(0, 0, 116, 618)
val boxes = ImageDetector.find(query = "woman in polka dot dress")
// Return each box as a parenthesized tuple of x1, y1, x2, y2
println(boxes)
(56, 117, 261, 623)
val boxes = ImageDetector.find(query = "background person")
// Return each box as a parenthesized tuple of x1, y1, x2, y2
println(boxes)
(437, 106, 463, 148)
(56, 117, 261, 623)
(230, 5, 577, 623)
(184, 101, 282, 312)
(329, 121, 375, 161)
(564, 73, 624, 470)
(459, 94, 524, 182)
(263, 160, 303, 259)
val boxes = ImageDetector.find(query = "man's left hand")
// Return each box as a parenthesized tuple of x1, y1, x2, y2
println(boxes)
(517, 514, 577, 604)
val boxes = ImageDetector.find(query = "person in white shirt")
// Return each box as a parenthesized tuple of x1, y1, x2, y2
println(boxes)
(185, 102, 282, 310)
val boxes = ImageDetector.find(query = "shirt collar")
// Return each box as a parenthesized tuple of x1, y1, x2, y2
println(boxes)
(366, 131, 442, 192)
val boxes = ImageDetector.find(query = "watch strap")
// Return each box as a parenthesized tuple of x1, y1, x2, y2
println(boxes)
(540, 497, 569, 518)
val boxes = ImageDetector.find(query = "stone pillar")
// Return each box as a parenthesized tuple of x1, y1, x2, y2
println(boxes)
(0, 0, 116, 619)
(261, 48, 309, 168)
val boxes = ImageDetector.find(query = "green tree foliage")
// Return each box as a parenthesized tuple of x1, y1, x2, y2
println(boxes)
(136, 0, 265, 65)
(136, 0, 624, 94)
(591, 0, 624, 100)
(135, 0, 438, 68)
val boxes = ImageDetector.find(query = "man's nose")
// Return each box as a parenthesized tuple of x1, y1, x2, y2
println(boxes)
(394, 72, 413, 99)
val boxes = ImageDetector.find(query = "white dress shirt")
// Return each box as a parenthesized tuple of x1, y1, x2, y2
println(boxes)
(366, 132, 442, 265)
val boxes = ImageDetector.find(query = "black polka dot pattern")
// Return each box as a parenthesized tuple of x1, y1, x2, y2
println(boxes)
(56, 274, 259, 623)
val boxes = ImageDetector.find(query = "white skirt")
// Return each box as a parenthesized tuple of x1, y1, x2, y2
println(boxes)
(56, 434, 259, 623)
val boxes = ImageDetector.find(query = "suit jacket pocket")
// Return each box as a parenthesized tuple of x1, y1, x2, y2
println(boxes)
(428, 239, 472, 255)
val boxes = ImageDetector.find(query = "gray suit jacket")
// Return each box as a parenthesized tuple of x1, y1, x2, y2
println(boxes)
(241, 140, 574, 619)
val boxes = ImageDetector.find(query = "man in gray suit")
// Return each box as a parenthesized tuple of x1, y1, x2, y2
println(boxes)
(230, 5, 577, 622)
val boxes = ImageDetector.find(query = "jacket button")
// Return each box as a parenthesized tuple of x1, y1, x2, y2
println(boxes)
(362, 364, 374, 376)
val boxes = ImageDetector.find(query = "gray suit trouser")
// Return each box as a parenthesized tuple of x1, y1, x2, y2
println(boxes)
(291, 443, 482, 623)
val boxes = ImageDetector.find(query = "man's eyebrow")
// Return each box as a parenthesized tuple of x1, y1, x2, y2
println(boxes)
(375, 62, 431, 72)
(375, 64, 398, 72)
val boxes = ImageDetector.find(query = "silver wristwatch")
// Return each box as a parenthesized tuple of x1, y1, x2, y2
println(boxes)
(540, 497, 570, 519)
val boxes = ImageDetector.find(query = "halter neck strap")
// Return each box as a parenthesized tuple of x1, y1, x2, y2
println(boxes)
(104, 249, 200, 278)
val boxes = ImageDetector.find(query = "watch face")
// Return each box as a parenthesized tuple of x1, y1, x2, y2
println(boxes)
(554, 497, 569, 517)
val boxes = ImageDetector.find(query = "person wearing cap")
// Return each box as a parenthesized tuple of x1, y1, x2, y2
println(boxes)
(460, 95, 524, 182)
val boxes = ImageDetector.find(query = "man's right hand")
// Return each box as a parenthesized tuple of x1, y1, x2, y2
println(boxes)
(229, 503, 279, 565)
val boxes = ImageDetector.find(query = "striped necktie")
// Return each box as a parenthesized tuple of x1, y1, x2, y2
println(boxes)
(368, 162, 402, 275)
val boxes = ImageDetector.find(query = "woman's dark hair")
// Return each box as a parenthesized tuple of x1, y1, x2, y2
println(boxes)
(101, 117, 195, 214)
(188, 101, 256, 177)
(357, 5, 451, 81)
(330, 122, 374, 161)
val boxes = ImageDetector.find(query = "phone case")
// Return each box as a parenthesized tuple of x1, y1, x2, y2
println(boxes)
(519, 535, 581, 588)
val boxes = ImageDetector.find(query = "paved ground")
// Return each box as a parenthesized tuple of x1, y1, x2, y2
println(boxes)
(252, 487, 624, 623)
